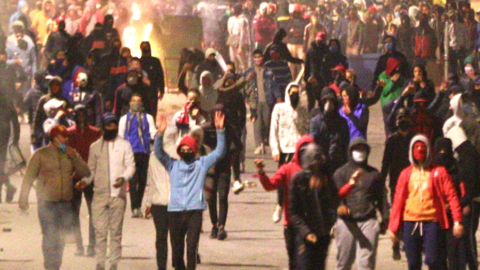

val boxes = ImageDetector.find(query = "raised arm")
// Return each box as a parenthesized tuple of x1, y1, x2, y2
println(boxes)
(154, 113, 174, 170)
(203, 111, 227, 168)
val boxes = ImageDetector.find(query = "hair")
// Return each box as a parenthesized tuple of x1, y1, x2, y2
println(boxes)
(131, 92, 143, 102)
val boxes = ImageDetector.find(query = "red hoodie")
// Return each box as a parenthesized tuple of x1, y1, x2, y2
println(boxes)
(258, 135, 314, 226)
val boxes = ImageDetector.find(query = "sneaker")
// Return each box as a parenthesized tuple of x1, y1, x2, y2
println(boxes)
(6, 184, 16, 203)
(392, 243, 401, 261)
(254, 145, 265, 155)
(272, 205, 282, 223)
(210, 227, 218, 239)
(217, 227, 227, 240)
(95, 264, 105, 270)
(131, 209, 138, 218)
(232, 180, 245, 195)
(87, 246, 96, 257)
(74, 248, 84, 256)
(136, 208, 144, 218)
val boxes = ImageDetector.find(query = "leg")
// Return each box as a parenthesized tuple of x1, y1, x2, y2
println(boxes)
(466, 201, 480, 270)
(355, 219, 380, 270)
(260, 102, 271, 146)
(334, 218, 357, 270)
(108, 197, 127, 266)
(38, 201, 63, 270)
(84, 186, 96, 252)
(92, 196, 109, 267)
(253, 106, 264, 148)
(135, 154, 149, 210)
(309, 237, 330, 270)
(56, 201, 74, 269)
(207, 172, 219, 228)
(284, 225, 297, 270)
(423, 222, 441, 269)
(129, 153, 142, 212)
(217, 167, 231, 228)
(151, 205, 169, 270)
(72, 183, 84, 253)
(186, 210, 203, 270)
(402, 221, 424, 270)
(169, 211, 187, 270)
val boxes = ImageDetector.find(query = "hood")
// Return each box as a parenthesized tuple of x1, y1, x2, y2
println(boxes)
(450, 93, 464, 119)
(260, 2, 269, 14)
(200, 70, 214, 88)
(273, 29, 287, 43)
(329, 39, 342, 53)
(34, 70, 46, 86)
(292, 135, 314, 166)
(17, 0, 28, 13)
(284, 82, 299, 105)
(300, 143, 324, 170)
(348, 137, 370, 161)
(48, 76, 63, 97)
(204, 48, 217, 59)
(320, 87, 339, 113)
(177, 135, 198, 156)
(409, 134, 431, 167)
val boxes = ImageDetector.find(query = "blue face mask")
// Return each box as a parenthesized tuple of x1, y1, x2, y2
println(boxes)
(385, 42, 394, 51)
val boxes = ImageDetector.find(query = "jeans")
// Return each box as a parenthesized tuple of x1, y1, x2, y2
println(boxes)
(169, 210, 203, 270)
(295, 233, 330, 270)
(466, 201, 480, 270)
(72, 181, 95, 251)
(130, 153, 149, 211)
(284, 225, 297, 270)
(253, 101, 271, 147)
(152, 204, 169, 270)
(38, 201, 73, 270)
(334, 218, 380, 270)
(208, 157, 231, 227)
(403, 221, 441, 270)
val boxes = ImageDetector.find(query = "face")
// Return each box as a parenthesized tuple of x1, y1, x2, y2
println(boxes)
(413, 67, 423, 80)
(270, 52, 280, 60)
(227, 64, 235, 73)
(386, 13, 393, 21)
(130, 95, 143, 107)
(465, 63, 475, 77)
(55, 134, 69, 145)
(187, 92, 199, 103)
(76, 72, 88, 87)
(253, 54, 263, 66)
(346, 71, 354, 82)
(289, 86, 299, 95)
(21, 4, 29, 14)
(50, 82, 61, 94)
(413, 141, 427, 162)
(105, 122, 118, 130)
(245, 0, 253, 9)
(77, 111, 86, 124)
(15, 31, 24, 41)
(207, 54, 216, 60)
(45, 2, 52, 11)
(179, 145, 193, 154)
(130, 60, 141, 70)
(341, 91, 350, 106)
(56, 51, 66, 60)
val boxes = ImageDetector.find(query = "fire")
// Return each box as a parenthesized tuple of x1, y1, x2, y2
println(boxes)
(142, 23, 153, 41)
(132, 3, 141, 21)
(122, 3, 154, 57)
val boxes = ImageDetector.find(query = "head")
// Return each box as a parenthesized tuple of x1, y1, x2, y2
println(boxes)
(44, 0, 53, 12)
(187, 90, 201, 104)
(50, 125, 69, 148)
(386, 57, 400, 80)
(464, 63, 475, 78)
(111, 38, 122, 54)
(223, 73, 236, 87)
(140, 41, 151, 57)
(129, 93, 143, 112)
(56, 18, 66, 32)
(383, 36, 396, 52)
(73, 104, 87, 126)
(321, 87, 337, 115)
(260, 2, 269, 15)
(269, 45, 281, 61)
(300, 143, 327, 176)
(177, 136, 198, 162)
(226, 61, 236, 74)
(413, 64, 427, 82)
(189, 126, 204, 145)
(349, 138, 370, 164)
(396, 108, 411, 132)
(315, 31, 327, 46)
(233, 3, 243, 16)
(126, 70, 142, 87)
(252, 50, 264, 66)
(433, 138, 455, 167)
(345, 69, 356, 84)
(409, 135, 430, 167)
(200, 71, 213, 87)
(102, 113, 119, 141)
(76, 71, 88, 88)
(12, 21, 25, 40)
(341, 86, 360, 108)
(287, 83, 300, 108)
(49, 76, 63, 95)
(104, 14, 114, 29)
(129, 57, 142, 71)
(328, 39, 341, 54)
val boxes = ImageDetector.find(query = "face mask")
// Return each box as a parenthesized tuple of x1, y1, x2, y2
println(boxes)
(290, 92, 299, 108)
(77, 73, 88, 88)
(309, 159, 326, 176)
(385, 42, 394, 51)
(103, 129, 118, 141)
(398, 120, 410, 131)
(55, 58, 65, 68)
(352, 150, 368, 163)
(324, 101, 334, 113)
(130, 102, 142, 112)
(465, 66, 473, 73)
(434, 152, 455, 167)
(55, 137, 67, 152)
(127, 75, 138, 86)
(329, 46, 339, 53)
(180, 152, 195, 162)
(413, 142, 427, 162)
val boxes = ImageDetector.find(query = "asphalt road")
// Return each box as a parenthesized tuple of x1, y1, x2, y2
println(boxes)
(0, 92, 450, 269)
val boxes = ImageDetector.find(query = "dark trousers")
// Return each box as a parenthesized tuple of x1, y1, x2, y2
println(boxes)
(277, 153, 294, 207)
(152, 205, 169, 270)
(72, 182, 95, 250)
(284, 225, 297, 270)
(465, 201, 480, 270)
(295, 234, 330, 270)
(130, 153, 149, 211)
(439, 213, 466, 270)
(38, 201, 73, 270)
(305, 82, 323, 112)
(169, 210, 203, 270)
(208, 157, 231, 227)
(403, 221, 441, 270)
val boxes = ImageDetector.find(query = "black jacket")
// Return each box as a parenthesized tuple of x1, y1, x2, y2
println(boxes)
(381, 131, 414, 190)
(455, 141, 480, 206)
(304, 41, 330, 84)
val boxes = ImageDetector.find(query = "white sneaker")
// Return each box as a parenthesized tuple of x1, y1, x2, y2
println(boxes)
(254, 144, 265, 155)
(272, 205, 282, 223)
(232, 180, 245, 195)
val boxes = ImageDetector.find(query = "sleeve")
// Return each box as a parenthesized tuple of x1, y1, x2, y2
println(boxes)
(440, 169, 463, 223)
(338, 182, 355, 200)
(288, 174, 312, 238)
(374, 173, 390, 221)
(71, 150, 91, 179)
(258, 165, 287, 191)
(389, 169, 408, 233)
(364, 85, 383, 107)
(118, 116, 126, 139)
(154, 134, 174, 171)
(144, 156, 155, 207)
(202, 130, 227, 168)
(269, 105, 280, 156)
(177, 70, 189, 96)
(10, 106, 20, 144)
(120, 142, 136, 180)
(380, 137, 393, 181)
(147, 114, 158, 140)
(19, 151, 41, 207)
(83, 144, 97, 185)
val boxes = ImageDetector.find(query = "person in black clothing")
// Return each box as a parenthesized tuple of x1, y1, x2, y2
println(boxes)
(103, 14, 120, 53)
(372, 35, 410, 89)
(81, 23, 108, 57)
(325, 39, 348, 73)
(289, 143, 339, 270)
(24, 70, 47, 127)
(304, 30, 330, 111)
(44, 18, 70, 62)
(113, 69, 150, 118)
(140, 41, 165, 117)
(263, 29, 304, 65)
(309, 87, 350, 176)
(66, 33, 85, 67)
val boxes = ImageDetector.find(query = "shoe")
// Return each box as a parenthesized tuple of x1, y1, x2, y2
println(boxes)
(210, 227, 218, 239)
(392, 243, 401, 261)
(254, 143, 266, 155)
(87, 246, 96, 257)
(110, 264, 117, 270)
(95, 264, 105, 270)
(6, 184, 16, 203)
(136, 208, 144, 218)
(74, 248, 84, 256)
(132, 209, 143, 218)
(217, 227, 227, 240)
(272, 204, 282, 223)
(232, 180, 245, 195)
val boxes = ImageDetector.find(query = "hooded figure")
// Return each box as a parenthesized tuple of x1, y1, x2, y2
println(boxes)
(191, 48, 224, 88)
(333, 137, 389, 269)
(309, 87, 350, 175)
(70, 71, 103, 127)
(113, 69, 149, 118)
(443, 93, 464, 135)
(289, 142, 339, 270)
(140, 41, 165, 115)
(389, 134, 464, 270)
(395, 14, 415, 61)
(339, 85, 369, 140)
(253, 2, 277, 50)
(24, 70, 48, 128)
(270, 83, 310, 162)
(44, 18, 71, 61)
(9, 0, 30, 30)
(304, 31, 330, 111)
(263, 29, 303, 64)
(372, 36, 410, 89)
(198, 70, 217, 116)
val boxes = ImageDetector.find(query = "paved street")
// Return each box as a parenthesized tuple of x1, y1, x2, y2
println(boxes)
(0, 92, 452, 270)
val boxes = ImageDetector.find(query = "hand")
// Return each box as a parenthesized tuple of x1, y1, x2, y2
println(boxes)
(276, 97, 283, 104)
(377, 79, 386, 88)
(305, 233, 317, 243)
(75, 180, 86, 191)
(440, 80, 449, 92)
(350, 169, 363, 183)
(453, 223, 465, 238)
(254, 159, 265, 173)
(389, 230, 399, 243)
(463, 205, 471, 216)
(156, 113, 168, 135)
(145, 206, 152, 219)
(342, 105, 351, 115)
(308, 76, 318, 84)
(214, 110, 225, 130)
(337, 205, 351, 217)
(250, 116, 257, 123)
(402, 82, 415, 96)
(272, 153, 280, 162)
(113, 178, 125, 188)
(182, 63, 193, 72)
(14, 58, 23, 65)
(237, 48, 243, 55)
(66, 146, 77, 159)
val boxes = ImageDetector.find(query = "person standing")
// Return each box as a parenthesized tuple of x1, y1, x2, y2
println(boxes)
(227, 3, 251, 74)
(67, 105, 102, 257)
(76, 113, 136, 270)
(154, 111, 226, 270)
(19, 125, 91, 270)
(140, 41, 165, 114)
(118, 94, 157, 218)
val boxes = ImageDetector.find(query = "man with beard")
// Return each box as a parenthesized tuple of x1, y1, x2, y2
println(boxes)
(305, 30, 330, 111)
(309, 87, 350, 176)
(140, 41, 165, 115)
(75, 113, 135, 270)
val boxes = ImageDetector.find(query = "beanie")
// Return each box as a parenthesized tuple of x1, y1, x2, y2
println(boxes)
(386, 57, 400, 76)
(177, 135, 198, 155)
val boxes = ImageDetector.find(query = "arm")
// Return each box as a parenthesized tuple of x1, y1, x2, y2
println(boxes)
(374, 174, 390, 221)
(118, 116, 126, 139)
(83, 144, 97, 185)
(202, 130, 226, 168)
(19, 152, 41, 210)
(147, 114, 158, 140)
(258, 165, 287, 191)
(71, 149, 91, 179)
(120, 143, 136, 180)
(363, 85, 383, 107)
(289, 174, 313, 238)
(177, 70, 188, 96)
(338, 183, 355, 200)
(269, 105, 280, 157)
(154, 135, 174, 171)
(441, 169, 463, 223)
(144, 156, 155, 208)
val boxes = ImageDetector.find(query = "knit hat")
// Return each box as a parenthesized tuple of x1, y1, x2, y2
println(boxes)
(434, 137, 453, 154)
(102, 112, 118, 126)
(177, 135, 198, 156)
(385, 57, 400, 76)
(367, 5, 377, 13)
(49, 125, 70, 139)
(445, 126, 468, 150)
(464, 55, 475, 66)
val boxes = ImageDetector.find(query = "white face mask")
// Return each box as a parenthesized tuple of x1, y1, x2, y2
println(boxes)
(352, 150, 367, 163)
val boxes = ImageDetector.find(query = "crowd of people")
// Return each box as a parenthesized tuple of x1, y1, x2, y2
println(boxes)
(3, 0, 480, 270)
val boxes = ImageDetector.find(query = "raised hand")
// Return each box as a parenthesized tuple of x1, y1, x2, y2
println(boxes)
(215, 110, 225, 130)
(156, 113, 168, 135)
(254, 159, 265, 173)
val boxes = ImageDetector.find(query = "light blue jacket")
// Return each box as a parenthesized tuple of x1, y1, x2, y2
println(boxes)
(154, 130, 226, 212)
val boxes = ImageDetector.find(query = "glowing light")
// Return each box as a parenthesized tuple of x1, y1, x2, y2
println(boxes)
(132, 3, 141, 21)
(142, 23, 153, 41)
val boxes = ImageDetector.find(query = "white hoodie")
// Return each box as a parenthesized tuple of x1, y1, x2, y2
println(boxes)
(442, 93, 463, 136)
